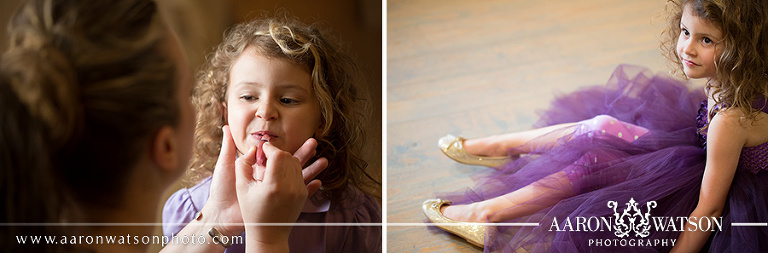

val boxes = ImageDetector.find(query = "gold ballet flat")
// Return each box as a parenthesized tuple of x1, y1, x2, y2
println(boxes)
(439, 134, 510, 167)
(422, 198, 485, 248)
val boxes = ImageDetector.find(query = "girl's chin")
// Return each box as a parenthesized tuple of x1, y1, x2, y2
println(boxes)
(682, 67, 714, 80)
(683, 69, 702, 79)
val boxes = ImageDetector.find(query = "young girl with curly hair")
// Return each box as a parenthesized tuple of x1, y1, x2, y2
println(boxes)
(162, 16, 382, 252)
(424, 0, 768, 252)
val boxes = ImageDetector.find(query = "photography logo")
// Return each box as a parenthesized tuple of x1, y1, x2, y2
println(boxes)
(548, 198, 721, 248)
(607, 198, 655, 238)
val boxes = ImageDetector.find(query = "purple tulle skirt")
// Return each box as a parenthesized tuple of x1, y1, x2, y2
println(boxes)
(438, 65, 768, 252)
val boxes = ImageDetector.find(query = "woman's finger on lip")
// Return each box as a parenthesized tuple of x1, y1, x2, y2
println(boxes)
(256, 140, 267, 167)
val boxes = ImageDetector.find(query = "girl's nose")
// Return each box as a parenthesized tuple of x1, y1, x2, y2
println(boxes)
(682, 39, 696, 57)
(256, 99, 278, 120)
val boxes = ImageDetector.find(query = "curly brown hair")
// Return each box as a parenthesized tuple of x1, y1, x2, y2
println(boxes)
(186, 15, 380, 203)
(662, 0, 768, 119)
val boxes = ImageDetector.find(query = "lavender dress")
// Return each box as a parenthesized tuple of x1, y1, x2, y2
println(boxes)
(163, 176, 381, 252)
(439, 65, 768, 252)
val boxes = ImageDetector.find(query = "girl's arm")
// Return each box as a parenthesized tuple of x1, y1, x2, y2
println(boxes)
(671, 111, 745, 253)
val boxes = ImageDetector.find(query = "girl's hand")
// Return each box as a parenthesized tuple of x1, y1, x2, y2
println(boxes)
(235, 137, 327, 251)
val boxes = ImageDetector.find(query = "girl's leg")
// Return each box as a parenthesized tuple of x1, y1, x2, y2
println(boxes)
(442, 148, 624, 222)
(463, 115, 649, 157)
(463, 123, 578, 157)
(442, 171, 573, 223)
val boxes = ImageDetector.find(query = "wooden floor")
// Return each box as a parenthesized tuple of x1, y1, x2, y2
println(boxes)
(386, 0, 668, 252)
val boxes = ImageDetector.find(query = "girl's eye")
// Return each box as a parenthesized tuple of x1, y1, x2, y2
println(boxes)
(240, 95, 257, 101)
(280, 98, 299, 104)
(702, 37, 713, 44)
(681, 28, 690, 37)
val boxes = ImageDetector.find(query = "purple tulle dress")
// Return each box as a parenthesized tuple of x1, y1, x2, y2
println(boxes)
(439, 65, 768, 252)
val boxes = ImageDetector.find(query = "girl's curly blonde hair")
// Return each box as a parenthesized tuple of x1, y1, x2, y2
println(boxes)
(662, 0, 768, 120)
(186, 15, 380, 203)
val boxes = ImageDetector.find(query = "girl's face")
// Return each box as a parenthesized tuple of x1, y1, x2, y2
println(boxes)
(676, 4, 723, 80)
(225, 47, 322, 156)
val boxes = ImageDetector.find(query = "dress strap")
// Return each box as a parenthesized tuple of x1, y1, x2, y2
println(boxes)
(754, 97, 768, 114)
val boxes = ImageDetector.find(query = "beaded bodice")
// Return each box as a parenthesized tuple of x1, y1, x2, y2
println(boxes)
(697, 100, 768, 174)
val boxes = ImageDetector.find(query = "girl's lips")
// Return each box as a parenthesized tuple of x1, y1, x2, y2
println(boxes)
(682, 59, 699, 66)
(252, 131, 278, 141)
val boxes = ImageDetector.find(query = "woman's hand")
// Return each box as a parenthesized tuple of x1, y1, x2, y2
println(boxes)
(161, 126, 249, 252)
(197, 125, 245, 237)
(235, 136, 327, 252)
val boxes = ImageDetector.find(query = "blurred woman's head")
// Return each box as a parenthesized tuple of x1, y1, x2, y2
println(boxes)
(1, 0, 194, 227)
